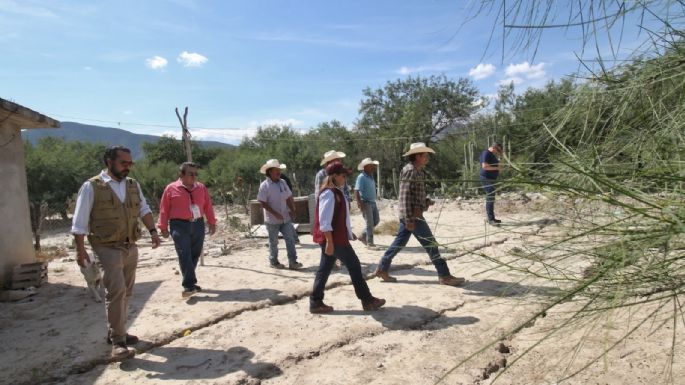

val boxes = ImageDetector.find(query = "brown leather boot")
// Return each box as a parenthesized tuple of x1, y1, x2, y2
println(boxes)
(110, 342, 135, 361)
(374, 268, 397, 282)
(438, 275, 466, 286)
(362, 297, 386, 311)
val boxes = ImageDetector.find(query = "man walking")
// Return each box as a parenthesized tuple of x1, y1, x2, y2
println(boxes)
(355, 158, 380, 249)
(314, 150, 351, 202)
(374, 143, 464, 286)
(158, 162, 217, 298)
(480, 142, 504, 225)
(258, 159, 302, 269)
(71, 146, 161, 361)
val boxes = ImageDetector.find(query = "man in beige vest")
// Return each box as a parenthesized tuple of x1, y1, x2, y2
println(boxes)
(71, 146, 160, 361)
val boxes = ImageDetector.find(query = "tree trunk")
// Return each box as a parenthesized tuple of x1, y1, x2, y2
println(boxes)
(29, 201, 48, 251)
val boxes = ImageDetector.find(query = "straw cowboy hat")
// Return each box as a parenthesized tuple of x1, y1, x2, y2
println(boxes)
(320, 150, 346, 166)
(357, 157, 380, 171)
(260, 159, 287, 174)
(403, 142, 436, 157)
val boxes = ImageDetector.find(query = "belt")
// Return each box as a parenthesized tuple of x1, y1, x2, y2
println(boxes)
(170, 218, 203, 223)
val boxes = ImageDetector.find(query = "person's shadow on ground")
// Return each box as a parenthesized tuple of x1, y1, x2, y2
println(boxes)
(184, 288, 292, 305)
(326, 304, 479, 331)
(120, 345, 282, 381)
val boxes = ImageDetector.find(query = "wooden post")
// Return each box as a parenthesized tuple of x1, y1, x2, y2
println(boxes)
(175, 106, 203, 265)
(175, 107, 193, 163)
(392, 167, 398, 199)
(376, 164, 381, 199)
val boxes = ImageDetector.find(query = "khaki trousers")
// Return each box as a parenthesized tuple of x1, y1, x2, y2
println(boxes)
(92, 244, 138, 344)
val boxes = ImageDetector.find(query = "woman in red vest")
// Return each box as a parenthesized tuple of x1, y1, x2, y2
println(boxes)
(310, 161, 386, 313)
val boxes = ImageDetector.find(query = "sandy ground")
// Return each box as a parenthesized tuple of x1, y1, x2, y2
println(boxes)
(1, 197, 682, 385)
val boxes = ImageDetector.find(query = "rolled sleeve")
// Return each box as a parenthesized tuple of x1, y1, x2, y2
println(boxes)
(71, 181, 94, 235)
(137, 181, 153, 218)
(318, 189, 335, 232)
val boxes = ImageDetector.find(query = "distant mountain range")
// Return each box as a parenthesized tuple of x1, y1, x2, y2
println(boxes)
(22, 121, 234, 159)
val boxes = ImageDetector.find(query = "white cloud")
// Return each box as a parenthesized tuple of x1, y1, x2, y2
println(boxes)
(177, 51, 208, 67)
(161, 128, 251, 144)
(505, 61, 546, 79)
(249, 118, 304, 128)
(3, 1, 57, 18)
(468, 63, 496, 80)
(396, 63, 456, 75)
(498, 77, 524, 86)
(145, 55, 168, 70)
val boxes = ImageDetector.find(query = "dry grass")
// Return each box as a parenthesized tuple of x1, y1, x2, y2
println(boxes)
(35, 247, 68, 262)
(374, 220, 400, 235)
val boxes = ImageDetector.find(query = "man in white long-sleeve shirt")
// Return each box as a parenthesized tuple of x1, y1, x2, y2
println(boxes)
(71, 146, 160, 361)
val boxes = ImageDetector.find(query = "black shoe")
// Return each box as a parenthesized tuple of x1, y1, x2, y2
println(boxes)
(182, 287, 198, 298)
(270, 262, 286, 269)
(193, 285, 202, 292)
(106, 333, 139, 345)
(487, 219, 502, 226)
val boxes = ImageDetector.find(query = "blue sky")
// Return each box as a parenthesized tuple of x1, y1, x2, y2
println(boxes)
(1, 0, 669, 144)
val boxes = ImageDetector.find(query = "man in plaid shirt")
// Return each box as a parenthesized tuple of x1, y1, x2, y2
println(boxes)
(374, 142, 465, 286)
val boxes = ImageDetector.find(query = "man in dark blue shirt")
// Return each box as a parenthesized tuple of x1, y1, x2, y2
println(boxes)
(480, 143, 504, 225)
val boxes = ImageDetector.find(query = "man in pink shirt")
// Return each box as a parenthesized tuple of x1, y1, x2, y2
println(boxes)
(158, 162, 217, 298)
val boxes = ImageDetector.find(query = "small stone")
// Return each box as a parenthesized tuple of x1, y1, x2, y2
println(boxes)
(376, 362, 384, 368)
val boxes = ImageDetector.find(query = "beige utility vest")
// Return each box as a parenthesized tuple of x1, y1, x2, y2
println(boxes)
(87, 175, 142, 246)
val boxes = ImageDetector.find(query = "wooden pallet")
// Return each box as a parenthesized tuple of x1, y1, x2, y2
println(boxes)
(11, 262, 48, 289)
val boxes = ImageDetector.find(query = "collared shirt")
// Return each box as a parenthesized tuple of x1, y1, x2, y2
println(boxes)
(257, 177, 292, 224)
(397, 162, 427, 221)
(354, 171, 376, 202)
(318, 188, 353, 240)
(314, 168, 351, 202)
(158, 179, 217, 231)
(71, 170, 153, 235)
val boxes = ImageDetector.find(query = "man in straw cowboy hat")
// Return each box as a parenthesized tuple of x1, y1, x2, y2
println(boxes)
(373, 142, 465, 286)
(314, 150, 351, 203)
(257, 159, 303, 270)
(355, 157, 380, 249)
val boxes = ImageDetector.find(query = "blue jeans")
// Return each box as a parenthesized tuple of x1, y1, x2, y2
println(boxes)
(310, 244, 373, 305)
(360, 201, 380, 244)
(480, 178, 497, 221)
(266, 221, 298, 265)
(289, 222, 300, 243)
(170, 219, 205, 289)
(378, 218, 450, 276)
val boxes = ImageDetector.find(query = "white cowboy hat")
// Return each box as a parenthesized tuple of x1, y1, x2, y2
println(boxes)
(357, 157, 380, 171)
(320, 150, 346, 166)
(403, 142, 436, 157)
(260, 159, 287, 174)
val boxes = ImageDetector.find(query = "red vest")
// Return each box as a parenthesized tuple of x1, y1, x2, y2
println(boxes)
(312, 187, 350, 246)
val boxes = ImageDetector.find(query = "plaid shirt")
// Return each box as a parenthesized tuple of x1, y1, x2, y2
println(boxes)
(398, 162, 427, 221)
